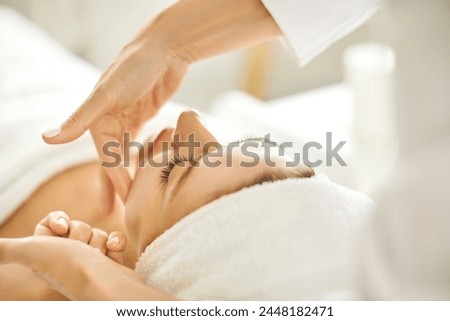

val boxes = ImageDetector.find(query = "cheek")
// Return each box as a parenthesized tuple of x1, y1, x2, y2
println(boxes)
(124, 192, 142, 245)
(124, 170, 159, 245)
(125, 188, 162, 249)
(163, 188, 207, 226)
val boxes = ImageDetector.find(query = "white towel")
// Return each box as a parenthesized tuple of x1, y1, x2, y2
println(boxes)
(135, 174, 374, 300)
(0, 6, 101, 222)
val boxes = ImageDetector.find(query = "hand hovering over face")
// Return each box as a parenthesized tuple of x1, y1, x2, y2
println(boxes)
(41, 0, 282, 212)
(42, 34, 189, 209)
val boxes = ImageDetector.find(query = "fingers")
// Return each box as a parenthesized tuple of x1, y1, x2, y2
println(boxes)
(33, 211, 128, 265)
(69, 223, 126, 260)
(42, 93, 108, 145)
(88, 228, 108, 254)
(106, 231, 127, 252)
(68, 221, 92, 244)
(42, 106, 87, 144)
(35, 211, 70, 236)
(106, 231, 127, 264)
(91, 129, 132, 203)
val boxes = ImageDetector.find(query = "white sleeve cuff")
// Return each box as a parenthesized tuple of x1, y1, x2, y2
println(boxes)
(261, 0, 383, 67)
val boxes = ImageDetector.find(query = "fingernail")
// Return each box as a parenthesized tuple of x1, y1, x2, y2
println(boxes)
(43, 126, 61, 138)
(108, 236, 120, 245)
(56, 217, 68, 231)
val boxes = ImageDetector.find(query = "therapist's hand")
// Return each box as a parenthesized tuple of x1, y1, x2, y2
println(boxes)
(42, 35, 189, 206)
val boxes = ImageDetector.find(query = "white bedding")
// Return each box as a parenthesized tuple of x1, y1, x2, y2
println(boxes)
(0, 6, 99, 221)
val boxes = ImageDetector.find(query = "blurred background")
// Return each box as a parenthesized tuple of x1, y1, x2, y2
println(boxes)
(0, 0, 375, 109)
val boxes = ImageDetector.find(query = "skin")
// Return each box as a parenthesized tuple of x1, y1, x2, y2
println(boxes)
(0, 162, 131, 300)
(0, 161, 135, 300)
(42, 0, 283, 209)
(0, 111, 313, 300)
(0, 0, 303, 300)
(126, 110, 313, 253)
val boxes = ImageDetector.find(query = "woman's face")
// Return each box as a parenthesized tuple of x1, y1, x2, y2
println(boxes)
(125, 110, 310, 252)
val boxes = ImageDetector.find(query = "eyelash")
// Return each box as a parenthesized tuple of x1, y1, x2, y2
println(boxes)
(232, 136, 277, 145)
(160, 155, 196, 184)
(159, 136, 276, 184)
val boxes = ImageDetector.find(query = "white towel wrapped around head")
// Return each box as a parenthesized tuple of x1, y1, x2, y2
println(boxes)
(135, 174, 374, 300)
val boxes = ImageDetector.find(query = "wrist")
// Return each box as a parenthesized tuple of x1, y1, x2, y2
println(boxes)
(0, 238, 19, 265)
(141, 6, 197, 64)
(0, 237, 37, 269)
(144, 0, 282, 64)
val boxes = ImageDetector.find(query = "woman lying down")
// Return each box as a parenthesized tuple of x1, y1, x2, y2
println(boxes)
(0, 110, 373, 300)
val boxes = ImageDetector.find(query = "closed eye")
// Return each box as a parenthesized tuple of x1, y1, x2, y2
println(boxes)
(230, 136, 278, 146)
(160, 154, 198, 184)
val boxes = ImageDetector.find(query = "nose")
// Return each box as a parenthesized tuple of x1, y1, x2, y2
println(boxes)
(173, 109, 219, 157)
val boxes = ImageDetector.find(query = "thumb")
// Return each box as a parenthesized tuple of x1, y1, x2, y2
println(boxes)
(42, 96, 106, 144)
